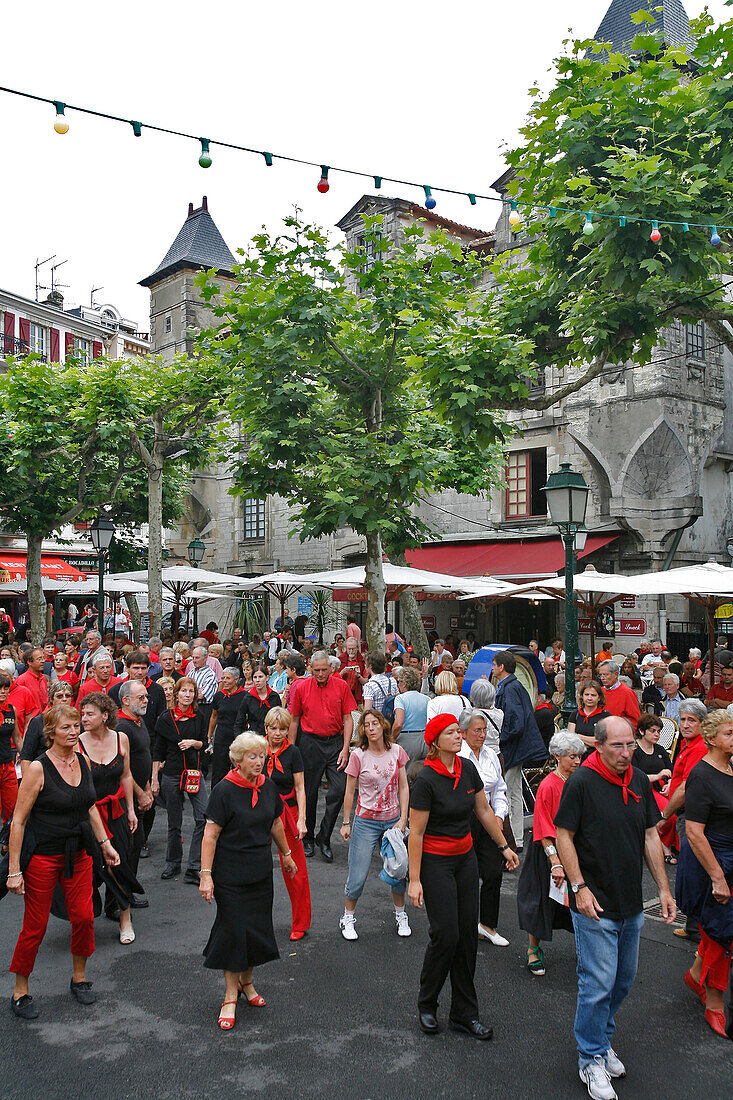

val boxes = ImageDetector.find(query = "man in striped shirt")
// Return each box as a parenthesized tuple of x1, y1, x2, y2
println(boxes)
(189, 644, 218, 732)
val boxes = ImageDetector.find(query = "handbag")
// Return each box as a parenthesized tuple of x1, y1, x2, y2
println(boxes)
(173, 715, 202, 794)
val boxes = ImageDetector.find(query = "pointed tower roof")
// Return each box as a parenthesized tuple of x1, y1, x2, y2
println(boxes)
(594, 0, 694, 53)
(139, 197, 236, 287)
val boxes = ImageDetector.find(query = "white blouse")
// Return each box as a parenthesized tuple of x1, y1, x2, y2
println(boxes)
(458, 741, 509, 821)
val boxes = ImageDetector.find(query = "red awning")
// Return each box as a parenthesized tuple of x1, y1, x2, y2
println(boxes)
(405, 535, 618, 581)
(0, 553, 86, 583)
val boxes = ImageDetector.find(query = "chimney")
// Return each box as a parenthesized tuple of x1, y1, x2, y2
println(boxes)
(45, 290, 64, 309)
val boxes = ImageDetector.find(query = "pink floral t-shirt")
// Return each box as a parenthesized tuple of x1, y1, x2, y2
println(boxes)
(346, 743, 409, 821)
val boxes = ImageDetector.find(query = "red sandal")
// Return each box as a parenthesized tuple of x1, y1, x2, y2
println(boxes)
(218, 999, 238, 1030)
(239, 981, 266, 1007)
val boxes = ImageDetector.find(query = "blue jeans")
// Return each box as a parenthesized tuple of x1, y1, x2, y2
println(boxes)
(572, 910, 644, 1069)
(344, 815, 405, 899)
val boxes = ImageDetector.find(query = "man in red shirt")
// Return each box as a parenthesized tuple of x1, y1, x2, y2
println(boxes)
(14, 648, 48, 717)
(598, 659, 640, 731)
(76, 651, 121, 702)
(288, 650, 356, 862)
(680, 660, 705, 699)
(704, 664, 733, 709)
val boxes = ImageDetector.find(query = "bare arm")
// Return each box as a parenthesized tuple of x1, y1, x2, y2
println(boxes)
(397, 767, 409, 831)
(7, 762, 43, 888)
(686, 820, 731, 904)
(644, 826, 677, 920)
(556, 826, 604, 920)
(199, 821, 222, 903)
(340, 774, 357, 840)
(293, 771, 306, 838)
(407, 807, 429, 908)
(392, 705, 405, 736)
(337, 714, 353, 770)
(659, 780, 686, 821)
(119, 732, 137, 833)
(12, 717, 22, 753)
(474, 789, 519, 869)
(271, 815, 297, 877)
(207, 707, 218, 747)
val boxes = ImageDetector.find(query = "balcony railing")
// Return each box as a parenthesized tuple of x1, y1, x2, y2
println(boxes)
(0, 335, 47, 362)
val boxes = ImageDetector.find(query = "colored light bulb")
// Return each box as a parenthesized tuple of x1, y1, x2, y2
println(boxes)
(650, 222, 661, 243)
(199, 138, 212, 168)
(583, 214, 595, 236)
(318, 165, 330, 193)
(53, 102, 69, 135)
(423, 185, 436, 210)
(711, 226, 722, 247)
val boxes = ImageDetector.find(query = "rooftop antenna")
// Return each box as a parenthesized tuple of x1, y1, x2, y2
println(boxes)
(50, 259, 69, 293)
(35, 255, 55, 301)
(90, 286, 103, 308)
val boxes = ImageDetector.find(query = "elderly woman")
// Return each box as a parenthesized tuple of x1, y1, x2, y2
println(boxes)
(458, 708, 510, 946)
(152, 676, 209, 884)
(676, 710, 733, 1038)
(79, 693, 138, 944)
(468, 678, 504, 756)
(19, 680, 75, 774)
(208, 667, 246, 789)
(199, 731, 296, 1030)
(0, 671, 20, 824)
(339, 710, 410, 941)
(157, 676, 176, 711)
(517, 730, 585, 976)
(392, 666, 430, 763)
(6, 704, 120, 1019)
(408, 714, 519, 1038)
(426, 671, 468, 724)
(552, 673, 566, 712)
(268, 653, 289, 695)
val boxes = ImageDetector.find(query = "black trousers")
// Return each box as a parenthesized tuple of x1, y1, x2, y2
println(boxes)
(471, 815, 503, 929)
(419, 849, 480, 1022)
(211, 738, 233, 790)
(299, 732, 346, 843)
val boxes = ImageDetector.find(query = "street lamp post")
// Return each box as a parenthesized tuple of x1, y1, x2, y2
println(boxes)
(187, 538, 205, 636)
(89, 516, 115, 635)
(542, 463, 590, 724)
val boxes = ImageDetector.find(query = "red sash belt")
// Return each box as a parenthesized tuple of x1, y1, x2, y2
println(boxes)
(423, 832, 473, 856)
(96, 783, 125, 836)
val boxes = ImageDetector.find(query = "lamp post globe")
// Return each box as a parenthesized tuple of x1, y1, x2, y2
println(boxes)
(89, 516, 115, 635)
(542, 463, 590, 721)
(187, 538, 205, 634)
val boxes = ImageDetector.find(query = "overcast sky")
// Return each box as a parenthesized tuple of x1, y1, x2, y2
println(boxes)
(1, 0, 726, 326)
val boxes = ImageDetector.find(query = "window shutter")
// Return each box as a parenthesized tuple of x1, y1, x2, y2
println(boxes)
(50, 328, 60, 362)
(92, 341, 102, 359)
(3, 311, 14, 354)
(65, 332, 75, 358)
(19, 318, 30, 351)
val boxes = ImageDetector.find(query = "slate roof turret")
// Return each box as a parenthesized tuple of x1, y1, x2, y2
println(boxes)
(140, 196, 236, 287)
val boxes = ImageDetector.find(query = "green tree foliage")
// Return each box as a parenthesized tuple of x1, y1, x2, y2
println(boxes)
(495, 7, 733, 401)
(199, 216, 520, 648)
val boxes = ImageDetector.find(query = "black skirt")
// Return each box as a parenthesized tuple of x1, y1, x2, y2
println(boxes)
(203, 874, 280, 972)
(516, 840, 573, 942)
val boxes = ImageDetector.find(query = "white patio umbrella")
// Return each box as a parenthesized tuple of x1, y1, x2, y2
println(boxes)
(305, 563, 515, 596)
(112, 565, 242, 635)
(204, 571, 338, 628)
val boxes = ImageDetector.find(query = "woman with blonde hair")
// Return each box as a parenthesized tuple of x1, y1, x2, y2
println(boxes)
(264, 706, 310, 940)
(339, 710, 410, 941)
(199, 730, 296, 1030)
(426, 671, 469, 724)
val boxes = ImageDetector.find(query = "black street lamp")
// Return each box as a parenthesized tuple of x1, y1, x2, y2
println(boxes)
(90, 516, 115, 634)
(542, 462, 590, 723)
(187, 537, 205, 634)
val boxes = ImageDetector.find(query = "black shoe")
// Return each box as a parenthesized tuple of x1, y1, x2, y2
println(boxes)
(10, 994, 39, 1020)
(302, 839, 314, 858)
(315, 834, 333, 863)
(104, 907, 121, 922)
(449, 1018, 493, 1040)
(183, 869, 200, 885)
(139, 845, 150, 859)
(161, 864, 181, 880)
(419, 1012, 440, 1034)
(129, 894, 149, 909)
(70, 980, 96, 1006)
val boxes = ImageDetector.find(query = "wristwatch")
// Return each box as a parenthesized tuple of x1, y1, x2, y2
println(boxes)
(571, 882, 588, 895)
(544, 844, 558, 858)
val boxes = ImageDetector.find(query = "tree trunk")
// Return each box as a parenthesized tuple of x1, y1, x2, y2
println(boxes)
(125, 593, 141, 642)
(26, 532, 46, 644)
(147, 419, 165, 637)
(389, 551, 431, 659)
(365, 531, 386, 653)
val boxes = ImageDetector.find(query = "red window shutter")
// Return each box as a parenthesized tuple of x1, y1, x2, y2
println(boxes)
(50, 327, 60, 362)
(92, 341, 102, 359)
(19, 318, 30, 351)
(2, 311, 13, 355)
(65, 332, 75, 358)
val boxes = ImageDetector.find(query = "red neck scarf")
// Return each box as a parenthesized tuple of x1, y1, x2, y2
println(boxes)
(583, 749, 640, 804)
(582, 706, 604, 718)
(266, 738, 290, 776)
(224, 769, 266, 805)
(221, 687, 244, 698)
(122, 711, 141, 726)
(424, 754, 462, 790)
(173, 705, 193, 721)
(249, 685, 269, 702)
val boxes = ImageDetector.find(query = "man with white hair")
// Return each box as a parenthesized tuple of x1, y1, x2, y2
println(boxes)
(117, 679, 154, 897)
(639, 641, 665, 670)
(76, 650, 121, 702)
(74, 629, 103, 685)
(597, 661, 640, 732)
(151, 646, 181, 683)
(661, 673, 683, 724)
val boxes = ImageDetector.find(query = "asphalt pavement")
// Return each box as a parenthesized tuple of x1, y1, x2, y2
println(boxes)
(2, 801, 730, 1100)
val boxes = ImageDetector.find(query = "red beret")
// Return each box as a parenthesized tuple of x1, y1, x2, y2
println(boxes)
(424, 712, 460, 746)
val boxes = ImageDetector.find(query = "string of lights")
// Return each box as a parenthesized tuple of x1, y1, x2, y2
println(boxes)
(0, 83, 730, 245)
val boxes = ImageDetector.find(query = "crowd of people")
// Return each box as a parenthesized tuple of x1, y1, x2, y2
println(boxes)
(1, 611, 731, 1098)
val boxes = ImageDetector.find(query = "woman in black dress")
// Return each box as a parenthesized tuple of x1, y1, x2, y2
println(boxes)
(408, 713, 519, 1039)
(199, 731, 297, 1030)
(207, 667, 245, 789)
(79, 692, 138, 944)
(233, 665, 281, 737)
(567, 680, 610, 758)
(152, 676, 209, 884)
(6, 704, 120, 1019)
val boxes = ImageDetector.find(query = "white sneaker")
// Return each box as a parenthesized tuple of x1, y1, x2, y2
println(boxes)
(478, 923, 509, 946)
(339, 914, 358, 941)
(605, 1048, 626, 1079)
(579, 1056, 617, 1100)
(395, 911, 411, 937)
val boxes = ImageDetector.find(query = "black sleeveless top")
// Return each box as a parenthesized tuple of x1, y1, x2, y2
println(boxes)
(81, 732, 124, 801)
(32, 752, 97, 858)
(0, 702, 15, 764)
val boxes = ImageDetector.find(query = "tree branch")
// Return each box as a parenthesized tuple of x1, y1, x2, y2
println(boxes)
(521, 352, 609, 411)
(322, 333, 373, 382)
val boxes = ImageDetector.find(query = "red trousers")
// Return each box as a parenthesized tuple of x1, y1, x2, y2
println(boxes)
(698, 926, 731, 992)
(0, 761, 18, 824)
(279, 801, 311, 936)
(10, 852, 95, 975)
